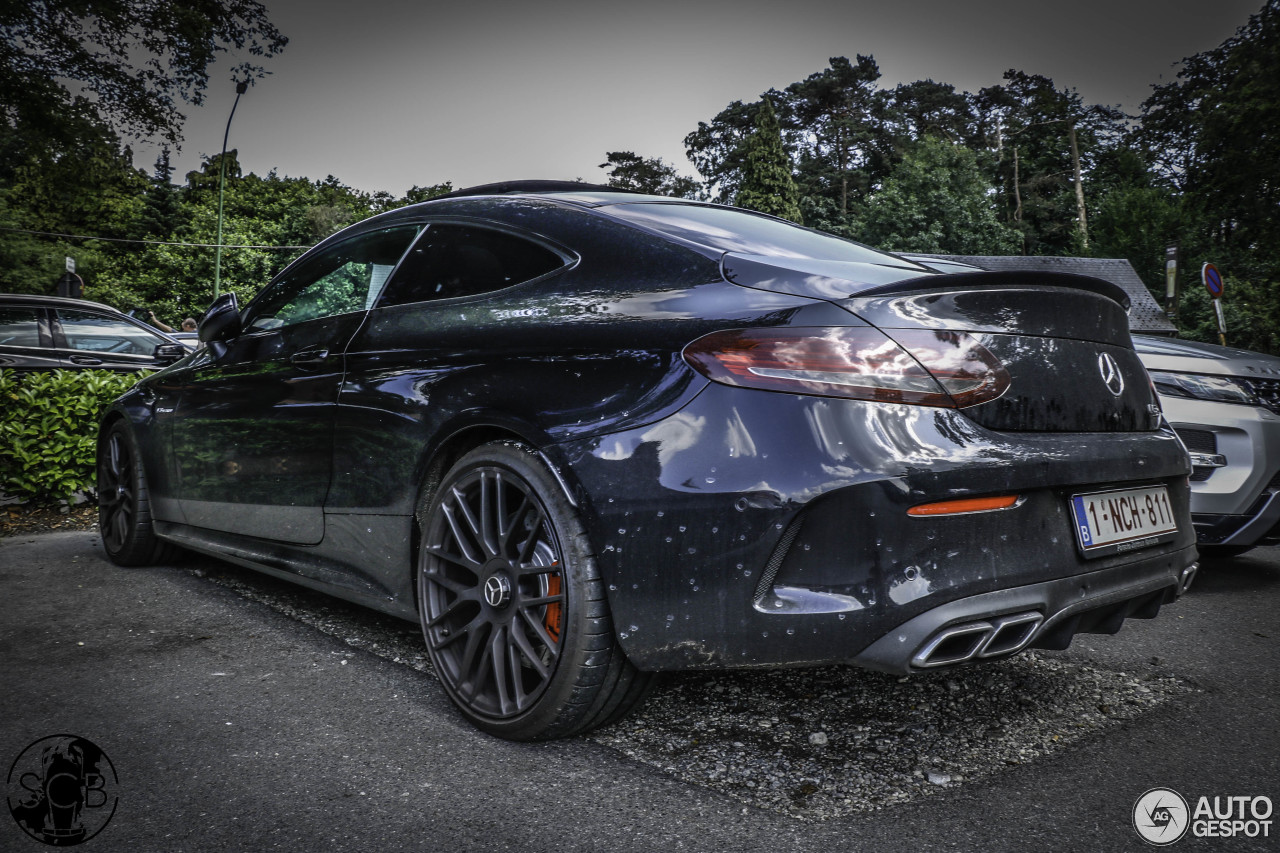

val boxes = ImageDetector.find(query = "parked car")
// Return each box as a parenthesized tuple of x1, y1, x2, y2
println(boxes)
(0, 294, 188, 372)
(97, 181, 1197, 740)
(1134, 335, 1280, 556)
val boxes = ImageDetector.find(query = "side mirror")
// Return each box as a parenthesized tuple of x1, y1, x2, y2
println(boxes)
(199, 293, 242, 343)
(153, 343, 188, 364)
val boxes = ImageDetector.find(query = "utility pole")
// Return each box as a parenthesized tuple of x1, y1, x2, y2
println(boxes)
(214, 80, 249, 301)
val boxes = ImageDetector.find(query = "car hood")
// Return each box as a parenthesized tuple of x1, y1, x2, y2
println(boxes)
(1133, 335, 1280, 379)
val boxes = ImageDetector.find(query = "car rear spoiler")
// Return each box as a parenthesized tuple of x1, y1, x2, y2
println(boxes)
(852, 270, 1131, 311)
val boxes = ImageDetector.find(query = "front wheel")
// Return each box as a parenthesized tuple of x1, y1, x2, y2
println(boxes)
(97, 422, 179, 566)
(417, 441, 649, 740)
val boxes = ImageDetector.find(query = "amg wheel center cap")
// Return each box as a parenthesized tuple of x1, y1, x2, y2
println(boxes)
(483, 574, 512, 608)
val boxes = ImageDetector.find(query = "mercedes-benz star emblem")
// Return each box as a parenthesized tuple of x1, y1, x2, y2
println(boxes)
(1098, 352, 1125, 397)
(483, 575, 511, 608)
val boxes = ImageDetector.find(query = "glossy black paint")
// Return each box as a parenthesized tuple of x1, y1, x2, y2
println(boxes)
(559, 384, 1192, 668)
(100, 188, 1196, 675)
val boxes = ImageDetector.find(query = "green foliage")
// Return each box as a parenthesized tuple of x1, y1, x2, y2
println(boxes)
(0, 369, 142, 504)
(734, 100, 803, 223)
(0, 1, 287, 147)
(1138, 0, 1280, 352)
(684, 99, 767, 204)
(599, 152, 702, 198)
(1087, 183, 1182, 295)
(782, 56, 888, 223)
(854, 137, 1019, 254)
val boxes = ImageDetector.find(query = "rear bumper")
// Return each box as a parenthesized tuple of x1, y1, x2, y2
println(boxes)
(559, 384, 1197, 671)
(853, 549, 1197, 675)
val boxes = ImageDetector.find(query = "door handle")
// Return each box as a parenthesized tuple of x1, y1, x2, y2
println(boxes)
(69, 355, 104, 365)
(289, 347, 329, 366)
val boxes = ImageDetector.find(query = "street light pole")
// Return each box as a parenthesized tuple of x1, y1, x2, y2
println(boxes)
(214, 80, 249, 301)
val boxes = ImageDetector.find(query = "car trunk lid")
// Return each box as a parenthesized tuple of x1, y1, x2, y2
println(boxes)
(722, 255, 1159, 433)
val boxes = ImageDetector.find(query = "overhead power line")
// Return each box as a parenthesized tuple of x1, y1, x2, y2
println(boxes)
(0, 225, 311, 251)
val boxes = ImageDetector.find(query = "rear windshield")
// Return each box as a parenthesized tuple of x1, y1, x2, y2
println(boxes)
(603, 202, 917, 266)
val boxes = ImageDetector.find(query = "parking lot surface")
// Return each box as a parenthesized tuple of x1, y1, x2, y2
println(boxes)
(1, 531, 1276, 851)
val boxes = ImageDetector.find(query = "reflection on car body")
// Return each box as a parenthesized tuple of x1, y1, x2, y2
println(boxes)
(98, 181, 1197, 740)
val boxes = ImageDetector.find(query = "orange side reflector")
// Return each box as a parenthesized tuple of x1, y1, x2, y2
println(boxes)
(907, 495, 1020, 517)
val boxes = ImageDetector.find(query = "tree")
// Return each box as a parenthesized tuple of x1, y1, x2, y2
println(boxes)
(1139, 0, 1280, 287)
(782, 56, 888, 225)
(734, 99, 802, 222)
(1085, 148, 1183, 293)
(883, 80, 979, 147)
(684, 99, 769, 204)
(137, 149, 187, 238)
(599, 152, 702, 198)
(0, 1, 287, 149)
(975, 71, 1124, 255)
(0, 104, 147, 293)
(855, 136, 1020, 255)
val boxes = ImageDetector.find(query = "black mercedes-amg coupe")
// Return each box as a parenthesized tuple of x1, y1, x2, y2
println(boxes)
(98, 181, 1198, 740)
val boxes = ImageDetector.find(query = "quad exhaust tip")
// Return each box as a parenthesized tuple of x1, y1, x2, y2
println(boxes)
(911, 611, 1044, 669)
(1179, 562, 1199, 595)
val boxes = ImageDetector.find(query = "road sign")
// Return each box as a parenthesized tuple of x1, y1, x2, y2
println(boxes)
(65, 256, 75, 273)
(1203, 262, 1223, 299)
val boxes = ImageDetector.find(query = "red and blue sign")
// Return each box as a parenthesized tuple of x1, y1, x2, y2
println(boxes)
(1202, 263, 1223, 299)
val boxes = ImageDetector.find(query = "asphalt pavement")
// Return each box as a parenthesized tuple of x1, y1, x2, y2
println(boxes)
(1, 531, 1276, 852)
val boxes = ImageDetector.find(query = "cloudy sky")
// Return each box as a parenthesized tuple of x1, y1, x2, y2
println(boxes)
(136, 0, 1264, 196)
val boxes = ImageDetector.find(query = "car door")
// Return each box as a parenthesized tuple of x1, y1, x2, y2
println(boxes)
(170, 224, 422, 544)
(0, 304, 59, 370)
(51, 307, 177, 371)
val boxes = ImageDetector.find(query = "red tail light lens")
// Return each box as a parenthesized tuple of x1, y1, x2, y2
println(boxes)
(683, 327, 1009, 408)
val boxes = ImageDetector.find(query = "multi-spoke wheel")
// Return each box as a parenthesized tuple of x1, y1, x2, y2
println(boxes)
(97, 422, 177, 566)
(418, 441, 649, 740)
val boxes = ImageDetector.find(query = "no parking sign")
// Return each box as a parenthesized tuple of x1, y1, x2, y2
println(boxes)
(1203, 263, 1223, 299)
(1203, 263, 1226, 343)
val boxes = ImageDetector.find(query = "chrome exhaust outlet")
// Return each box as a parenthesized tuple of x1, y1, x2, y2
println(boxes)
(911, 622, 992, 668)
(977, 612, 1043, 658)
(1179, 562, 1199, 595)
(912, 611, 1045, 669)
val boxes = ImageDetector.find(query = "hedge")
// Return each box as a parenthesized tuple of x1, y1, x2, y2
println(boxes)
(0, 369, 144, 505)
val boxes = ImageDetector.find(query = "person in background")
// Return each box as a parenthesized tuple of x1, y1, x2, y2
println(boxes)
(149, 312, 197, 333)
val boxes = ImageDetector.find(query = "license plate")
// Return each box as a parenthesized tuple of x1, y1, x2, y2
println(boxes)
(1071, 485, 1178, 553)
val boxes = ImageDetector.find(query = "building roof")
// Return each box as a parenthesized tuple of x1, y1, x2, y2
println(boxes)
(922, 254, 1178, 334)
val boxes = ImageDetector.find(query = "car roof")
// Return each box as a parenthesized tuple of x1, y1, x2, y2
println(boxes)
(424, 180, 692, 208)
(0, 293, 122, 313)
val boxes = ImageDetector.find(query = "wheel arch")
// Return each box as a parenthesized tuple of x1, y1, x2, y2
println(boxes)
(407, 419, 588, 609)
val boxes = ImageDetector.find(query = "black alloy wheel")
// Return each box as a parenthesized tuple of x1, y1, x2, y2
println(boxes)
(97, 422, 177, 566)
(418, 441, 649, 740)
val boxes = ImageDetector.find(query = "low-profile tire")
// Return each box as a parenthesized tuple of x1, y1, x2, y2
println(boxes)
(417, 441, 650, 740)
(97, 421, 179, 567)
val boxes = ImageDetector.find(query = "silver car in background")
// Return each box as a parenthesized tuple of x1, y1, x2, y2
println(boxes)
(1135, 335, 1280, 556)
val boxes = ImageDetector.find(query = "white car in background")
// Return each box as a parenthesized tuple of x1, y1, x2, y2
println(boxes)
(1134, 335, 1280, 557)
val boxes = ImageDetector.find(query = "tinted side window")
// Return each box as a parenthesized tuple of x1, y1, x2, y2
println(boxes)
(378, 224, 564, 307)
(56, 309, 166, 355)
(0, 307, 41, 347)
(246, 226, 421, 332)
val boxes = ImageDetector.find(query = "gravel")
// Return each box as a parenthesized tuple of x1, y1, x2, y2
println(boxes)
(187, 558, 1193, 821)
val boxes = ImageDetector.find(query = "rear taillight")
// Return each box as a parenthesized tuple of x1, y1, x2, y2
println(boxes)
(682, 326, 1009, 408)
